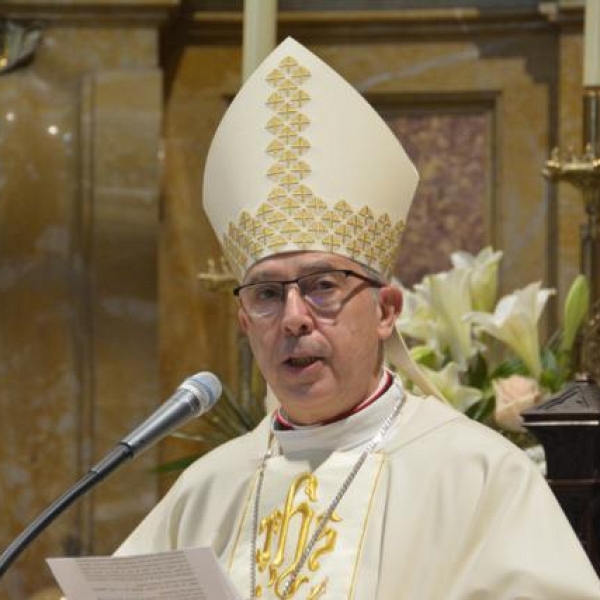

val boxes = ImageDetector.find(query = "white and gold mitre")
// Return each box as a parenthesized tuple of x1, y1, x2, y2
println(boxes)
(203, 37, 419, 281)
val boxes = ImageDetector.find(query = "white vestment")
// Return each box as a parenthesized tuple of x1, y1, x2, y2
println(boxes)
(117, 378, 600, 599)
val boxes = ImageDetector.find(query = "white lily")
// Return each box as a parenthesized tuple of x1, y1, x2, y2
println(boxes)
(451, 246, 503, 312)
(420, 362, 482, 412)
(396, 280, 447, 362)
(397, 268, 480, 368)
(465, 282, 555, 378)
(427, 268, 478, 369)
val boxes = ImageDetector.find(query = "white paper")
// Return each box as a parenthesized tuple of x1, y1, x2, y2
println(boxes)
(47, 547, 243, 600)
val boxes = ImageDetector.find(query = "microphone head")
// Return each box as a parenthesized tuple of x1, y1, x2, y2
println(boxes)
(180, 371, 222, 413)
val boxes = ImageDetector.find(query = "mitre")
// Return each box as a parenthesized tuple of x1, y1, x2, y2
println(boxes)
(202, 36, 418, 282)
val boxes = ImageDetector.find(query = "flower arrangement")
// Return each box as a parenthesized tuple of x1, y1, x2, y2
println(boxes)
(395, 247, 590, 445)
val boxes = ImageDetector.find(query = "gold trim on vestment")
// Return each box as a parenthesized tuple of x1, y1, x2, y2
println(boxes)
(228, 466, 263, 572)
(349, 453, 386, 600)
(255, 471, 342, 598)
(230, 450, 387, 598)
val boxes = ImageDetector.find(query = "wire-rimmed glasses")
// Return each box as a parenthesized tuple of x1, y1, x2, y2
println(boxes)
(233, 269, 384, 318)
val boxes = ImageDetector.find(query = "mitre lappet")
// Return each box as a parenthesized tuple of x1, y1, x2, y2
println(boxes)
(202, 36, 443, 400)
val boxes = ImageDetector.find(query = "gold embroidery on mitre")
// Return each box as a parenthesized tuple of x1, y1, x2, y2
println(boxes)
(255, 472, 342, 599)
(221, 55, 405, 280)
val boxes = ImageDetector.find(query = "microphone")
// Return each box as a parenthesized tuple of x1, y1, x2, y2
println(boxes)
(0, 371, 222, 579)
(92, 371, 222, 474)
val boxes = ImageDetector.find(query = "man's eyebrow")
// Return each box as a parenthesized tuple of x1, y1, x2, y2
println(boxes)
(244, 261, 340, 284)
(297, 261, 338, 275)
(243, 271, 280, 285)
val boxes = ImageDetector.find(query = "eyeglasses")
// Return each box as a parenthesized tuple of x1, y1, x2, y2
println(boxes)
(233, 269, 384, 318)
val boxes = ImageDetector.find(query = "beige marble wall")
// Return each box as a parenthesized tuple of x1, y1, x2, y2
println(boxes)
(0, 57, 80, 600)
(157, 45, 243, 486)
(0, 22, 162, 600)
(81, 66, 162, 555)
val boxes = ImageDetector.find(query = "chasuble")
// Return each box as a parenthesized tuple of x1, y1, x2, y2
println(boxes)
(116, 378, 600, 599)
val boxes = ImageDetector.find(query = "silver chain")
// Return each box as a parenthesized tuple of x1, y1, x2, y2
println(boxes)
(249, 391, 403, 599)
(250, 442, 273, 598)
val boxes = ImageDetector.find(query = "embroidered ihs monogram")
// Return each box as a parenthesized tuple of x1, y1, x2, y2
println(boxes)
(255, 472, 341, 599)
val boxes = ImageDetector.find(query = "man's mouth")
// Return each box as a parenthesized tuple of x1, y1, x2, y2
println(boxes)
(284, 356, 321, 368)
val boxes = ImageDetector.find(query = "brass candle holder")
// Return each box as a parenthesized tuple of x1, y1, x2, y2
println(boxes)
(197, 256, 236, 293)
(543, 88, 600, 380)
(197, 256, 262, 412)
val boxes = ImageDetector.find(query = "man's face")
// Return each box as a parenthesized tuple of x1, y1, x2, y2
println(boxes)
(237, 252, 402, 425)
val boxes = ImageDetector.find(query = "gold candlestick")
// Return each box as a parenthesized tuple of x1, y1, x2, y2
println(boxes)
(543, 89, 600, 380)
(197, 256, 236, 293)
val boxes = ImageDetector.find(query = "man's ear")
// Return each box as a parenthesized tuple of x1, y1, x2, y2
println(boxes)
(377, 285, 403, 341)
(238, 307, 250, 334)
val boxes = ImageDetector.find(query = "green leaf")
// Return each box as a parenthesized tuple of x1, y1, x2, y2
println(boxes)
(489, 357, 528, 380)
(539, 347, 565, 392)
(541, 347, 558, 372)
(540, 368, 562, 393)
(466, 396, 495, 422)
(465, 396, 495, 423)
(561, 274, 589, 353)
(467, 352, 488, 389)
(410, 345, 439, 369)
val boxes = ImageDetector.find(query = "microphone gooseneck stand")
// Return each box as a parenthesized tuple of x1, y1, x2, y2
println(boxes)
(0, 370, 222, 580)
(0, 443, 132, 578)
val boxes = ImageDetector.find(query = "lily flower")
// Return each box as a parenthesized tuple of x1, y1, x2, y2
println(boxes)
(451, 247, 503, 312)
(427, 268, 478, 369)
(420, 362, 482, 412)
(397, 269, 480, 368)
(465, 282, 555, 378)
(396, 282, 437, 345)
(396, 280, 448, 363)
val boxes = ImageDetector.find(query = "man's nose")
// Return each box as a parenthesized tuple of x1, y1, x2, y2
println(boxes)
(281, 285, 314, 336)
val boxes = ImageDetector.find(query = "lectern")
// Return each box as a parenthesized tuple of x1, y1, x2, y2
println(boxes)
(523, 375, 600, 575)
